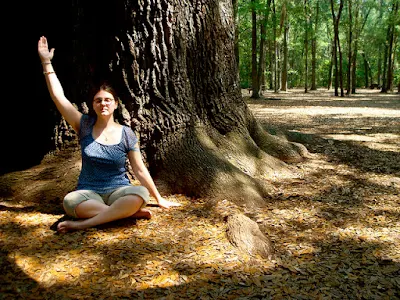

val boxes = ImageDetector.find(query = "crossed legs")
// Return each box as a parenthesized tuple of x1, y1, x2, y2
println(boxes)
(57, 194, 151, 233)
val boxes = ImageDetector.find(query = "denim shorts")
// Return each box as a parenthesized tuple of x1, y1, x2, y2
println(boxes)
(63, 185, 150, 218)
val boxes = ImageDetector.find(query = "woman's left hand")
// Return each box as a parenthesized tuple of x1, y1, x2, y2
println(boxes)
(157, 198, 182, 209)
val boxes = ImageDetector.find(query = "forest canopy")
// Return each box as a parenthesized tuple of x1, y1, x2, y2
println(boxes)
(236, 0, 400, 96)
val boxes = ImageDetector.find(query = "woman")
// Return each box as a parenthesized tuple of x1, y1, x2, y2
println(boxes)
(38, 36, 180, 233)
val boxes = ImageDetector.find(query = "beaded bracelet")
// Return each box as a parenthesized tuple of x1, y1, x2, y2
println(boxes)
(43, 71, 55, 75)
(41, 62, 52, 65)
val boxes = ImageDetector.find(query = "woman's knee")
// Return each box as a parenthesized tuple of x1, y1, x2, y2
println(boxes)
(74, 200, 108, 219)
(63, 190, 104, 218)
(108, 186, 149, 208)
(120, 194, 145, 207)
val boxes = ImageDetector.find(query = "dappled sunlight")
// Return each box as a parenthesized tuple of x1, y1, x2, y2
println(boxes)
(11, 251, 104, 288)
(13, 212, 58, 227)
(251, 105, 399, 117)
(1, 89, 398, 298)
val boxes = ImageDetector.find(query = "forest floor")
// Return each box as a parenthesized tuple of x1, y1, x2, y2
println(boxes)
(1, 88, 399, 299)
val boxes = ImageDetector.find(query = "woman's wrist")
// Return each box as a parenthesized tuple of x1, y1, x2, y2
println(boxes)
(154, 195, 164, 203)
(41, 60, 52, 65)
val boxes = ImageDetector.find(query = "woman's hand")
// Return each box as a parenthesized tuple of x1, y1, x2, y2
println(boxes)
(157, 197, 182, 209)
(38, 36, 54, 62)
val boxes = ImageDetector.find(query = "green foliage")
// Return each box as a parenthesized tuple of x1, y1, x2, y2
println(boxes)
(237, 0, 399, 91)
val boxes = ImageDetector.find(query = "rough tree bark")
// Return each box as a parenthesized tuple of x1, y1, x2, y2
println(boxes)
(52, 0, 308, 211)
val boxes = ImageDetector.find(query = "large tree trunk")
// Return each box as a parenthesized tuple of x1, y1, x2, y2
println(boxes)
(50, 0, 307, 208)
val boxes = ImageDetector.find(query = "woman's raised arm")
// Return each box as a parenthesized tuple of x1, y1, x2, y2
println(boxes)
(38, 36, 82, 133)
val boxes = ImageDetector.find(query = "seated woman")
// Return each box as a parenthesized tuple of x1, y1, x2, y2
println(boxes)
(38, 36, 181, 233)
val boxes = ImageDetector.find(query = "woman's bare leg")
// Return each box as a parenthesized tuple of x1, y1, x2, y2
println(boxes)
(71, 199, 109, 219)
(57, 195, 146, 233)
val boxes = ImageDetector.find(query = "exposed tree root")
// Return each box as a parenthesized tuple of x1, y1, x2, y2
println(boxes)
(226, 213, 275, 260)
(155, 124, 305, 208)
(251, 121, 309, 163)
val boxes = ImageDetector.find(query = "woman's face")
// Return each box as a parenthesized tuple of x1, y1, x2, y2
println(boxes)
(92, 90, 118, 117)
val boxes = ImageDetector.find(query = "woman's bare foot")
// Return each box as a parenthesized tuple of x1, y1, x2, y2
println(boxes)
(131, 208, 152, 220)
(57, 220, 86, 233)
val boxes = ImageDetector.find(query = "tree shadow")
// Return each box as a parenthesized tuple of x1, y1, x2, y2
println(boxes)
(284, 130, 400, 176)
(253, 89, 400, 110)
(0, 246, 45, 298)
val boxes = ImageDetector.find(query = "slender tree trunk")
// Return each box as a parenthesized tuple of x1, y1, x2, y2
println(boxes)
(257, 0, 272, 95)
(332, 34, 338, 95)
(377, 54, 382, 88)
(281, 18, 289, 91)
(330, 0, 344, 97)
(328, 51, 333, 90)
(268, 40, 274, 90)
(338, 32, 344, 96)
(272, 0, 279, 92)
(304, 0, 309, 93)
(362, 52, 369, 88)
(381, 24, 390, 92)
(327, 25, 333, 90)
(277, 43, 281, 89)
(351, 7, 359, 94)
(311, 1, 319, 90)
(386, 1, 398, 92)
(233, 0, 239, 69)
(251, 0, 260, 98)
(377, 0, 385, 88)
(346, 0, 353, 95)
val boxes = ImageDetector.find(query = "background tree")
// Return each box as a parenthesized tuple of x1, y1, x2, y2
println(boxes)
(346, 0, 353, 94)
(381, 0, 399, 92)
(330, 0, 345, 96)
(233, 0, 240, 67)
(311, 0, 320, 90)
(281, 0, 289, 91)
(272, 0, 280, 92)
(258, 0, 273, 94)
(304, 0, 310, 93)
(251, 0, 260, 98)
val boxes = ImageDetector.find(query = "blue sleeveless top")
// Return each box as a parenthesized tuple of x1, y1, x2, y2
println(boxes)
(76, 115, 139, 194)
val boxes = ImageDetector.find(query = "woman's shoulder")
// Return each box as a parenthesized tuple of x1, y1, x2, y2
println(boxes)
(79, 114, 96, 136)
(121, 125, 138, 146)
(122, 125, 137, 137)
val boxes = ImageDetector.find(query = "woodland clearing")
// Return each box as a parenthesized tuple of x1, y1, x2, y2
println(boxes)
(1, 88, 399, 299)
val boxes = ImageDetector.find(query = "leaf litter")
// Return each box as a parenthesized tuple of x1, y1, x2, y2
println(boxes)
(1, 88, 399, 299)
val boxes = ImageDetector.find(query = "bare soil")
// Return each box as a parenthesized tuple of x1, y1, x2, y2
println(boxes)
(1, 88, 399, 299)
